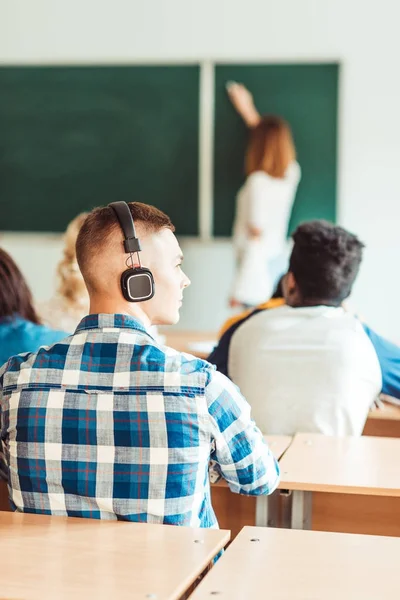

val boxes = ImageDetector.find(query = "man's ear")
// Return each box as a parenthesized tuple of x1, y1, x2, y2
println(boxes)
(283, 271, 298, 304)
(286, 272, 296, 293)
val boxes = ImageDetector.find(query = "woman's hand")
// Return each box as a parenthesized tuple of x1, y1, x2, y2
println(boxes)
(226, 82, 261, 128)
(247, 225, 262, 240)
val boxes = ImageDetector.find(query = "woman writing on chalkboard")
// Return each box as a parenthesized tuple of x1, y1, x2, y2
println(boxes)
(227, 83, 301, 308)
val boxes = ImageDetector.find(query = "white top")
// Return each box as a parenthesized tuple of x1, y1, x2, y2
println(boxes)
(231, 161, 301, 305)
(228, 305, 382, 436)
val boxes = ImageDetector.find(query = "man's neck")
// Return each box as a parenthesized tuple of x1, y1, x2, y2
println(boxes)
(88, 298, 152, 330)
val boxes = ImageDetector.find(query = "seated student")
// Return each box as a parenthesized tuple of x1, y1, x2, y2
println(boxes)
(210, 227, 400, 408)
(209, 277, 285, 377)
(0, 202, 279, 526)
(0, 248, 67, 366)
(209, 221, 395, 436)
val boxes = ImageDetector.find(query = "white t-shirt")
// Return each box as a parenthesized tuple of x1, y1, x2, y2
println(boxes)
(231, 162, 301, 306)
(228, 305, 382, 436)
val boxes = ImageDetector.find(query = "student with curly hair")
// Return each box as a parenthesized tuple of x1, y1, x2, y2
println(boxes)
(39, 213, 89, 332)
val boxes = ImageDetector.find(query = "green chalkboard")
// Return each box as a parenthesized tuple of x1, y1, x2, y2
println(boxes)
(0, 65, 199, 233)
(213, 64, 338, 236)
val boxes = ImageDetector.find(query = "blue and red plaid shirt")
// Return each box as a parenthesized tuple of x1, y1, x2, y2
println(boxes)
(0, 314, 279, 527)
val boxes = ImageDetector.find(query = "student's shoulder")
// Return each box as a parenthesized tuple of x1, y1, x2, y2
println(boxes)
(218, 308, 254, 338)
(283, 160, 301, 184)
(20, 319, 69, 346)
(245, 170, 273, 187)
(218, 298, 285, 338)
(332, 310, 368, 334)
(288, 160, 301, 176)
(2, 332, 73, 380)
(161, 344, 216, 387)
(203, 366, 244, 410)
(325, 312, 382, 358)
(35, 323, 69, 343)
(0, 348, 37, 389)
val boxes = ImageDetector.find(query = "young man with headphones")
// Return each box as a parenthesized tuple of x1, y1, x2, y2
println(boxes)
(0, 201, 279, 527)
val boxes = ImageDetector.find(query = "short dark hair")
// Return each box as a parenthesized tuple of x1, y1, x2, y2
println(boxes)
(76, 202, 175, 291)
(289, 220, 365, 304)
(0, 248, 41, 324)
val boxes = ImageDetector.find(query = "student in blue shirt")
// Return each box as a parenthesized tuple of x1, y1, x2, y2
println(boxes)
(0, 248, 68, 366)
(0, 203, 279, 525)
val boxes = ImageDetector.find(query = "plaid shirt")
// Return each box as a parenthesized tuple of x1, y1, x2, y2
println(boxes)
(0, 314, 279, 527)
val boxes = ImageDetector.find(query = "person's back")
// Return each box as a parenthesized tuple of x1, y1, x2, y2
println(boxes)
(233, 163, 301, 259)
(0, 202, 279, 525)
(229, 305, 382, 435)
(0, 248, 67, 367)
(228, 220, 379, 436)
(0, 315, 67, 366)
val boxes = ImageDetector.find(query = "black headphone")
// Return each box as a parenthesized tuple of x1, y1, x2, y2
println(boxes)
(108, 202, 155, 302)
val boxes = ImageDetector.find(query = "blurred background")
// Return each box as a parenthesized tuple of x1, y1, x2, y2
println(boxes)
(1, 0, 399, 339)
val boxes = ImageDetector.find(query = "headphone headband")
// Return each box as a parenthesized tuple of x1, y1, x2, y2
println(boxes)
(108, 201, 141, 254)
(107, 201, 155, 303)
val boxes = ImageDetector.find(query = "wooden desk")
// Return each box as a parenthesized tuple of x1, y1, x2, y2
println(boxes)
(364, 401, 400, 437)
(190, 526, 400, 599)
(0, 511, 229, 600)
(162, 330, 217, 359)
(211, 436, 292, 538)
(263, 435, 293, 461)
(278, 433, 400, 530)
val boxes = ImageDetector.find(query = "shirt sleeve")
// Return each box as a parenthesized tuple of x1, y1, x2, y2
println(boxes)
(205, 369, 280, 495)
(362, 324, 400, 399)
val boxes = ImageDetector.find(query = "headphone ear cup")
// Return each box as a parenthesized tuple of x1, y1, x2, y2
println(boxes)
(121, 268, 155, 302)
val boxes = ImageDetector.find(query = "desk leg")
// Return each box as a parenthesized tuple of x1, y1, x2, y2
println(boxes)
(255, 490, 280, 527)
(291, 491, 312, 530)
(280, 490, 292, 529)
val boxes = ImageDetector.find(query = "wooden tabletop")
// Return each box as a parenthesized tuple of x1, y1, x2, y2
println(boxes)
(161, 330, 217, 359)
(190, 526, 400, 599)
(0, 511, 229, 600)
(264, 435, 292, 460)
(278, 432, 400, 496)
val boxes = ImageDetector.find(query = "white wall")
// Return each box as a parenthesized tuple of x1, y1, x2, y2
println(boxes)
(1, 0, 400, 339)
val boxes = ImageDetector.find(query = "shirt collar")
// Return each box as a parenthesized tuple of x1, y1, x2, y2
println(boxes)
(75, 314, 152, 338)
